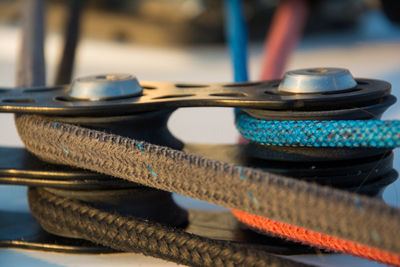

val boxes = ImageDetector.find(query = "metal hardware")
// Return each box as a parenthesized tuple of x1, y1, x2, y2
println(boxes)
(278, 68, 357, 93)
(69, 74, 143, 100)
(0, 78, 391, 116)
(1, 72, 395, 259)
(243, 95, 396, 121)
(0, 147, 135, 189)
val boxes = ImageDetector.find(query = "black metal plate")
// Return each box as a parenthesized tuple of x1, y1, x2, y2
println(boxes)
(0, 147, 135, 189)
(244, 95, 396, 121)
(0, 78, 390, 116)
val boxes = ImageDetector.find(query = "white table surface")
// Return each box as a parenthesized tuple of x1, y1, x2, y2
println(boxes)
(1, 10, 400, 266)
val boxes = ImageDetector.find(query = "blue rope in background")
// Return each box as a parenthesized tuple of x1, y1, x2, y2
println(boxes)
(236, 111, 400, 148)
(224, 0, 248, 82)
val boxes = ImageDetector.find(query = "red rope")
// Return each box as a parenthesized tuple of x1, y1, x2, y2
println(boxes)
(260, 0, 308, 80)
(238, 0, 308, 143)
(232, 209, 400, 266)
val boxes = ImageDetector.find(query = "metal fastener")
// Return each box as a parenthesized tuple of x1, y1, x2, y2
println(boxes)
(69, 74, 143, 100)
(278, 68, 357, 94)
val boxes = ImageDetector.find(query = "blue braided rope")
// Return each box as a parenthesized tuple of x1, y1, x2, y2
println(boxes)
(235, 111, 400, 148)
(224, 0, 248, 82)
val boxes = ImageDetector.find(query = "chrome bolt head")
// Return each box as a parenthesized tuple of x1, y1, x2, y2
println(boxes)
(70, 74, 143, 100)
(278, 68, 357, 94)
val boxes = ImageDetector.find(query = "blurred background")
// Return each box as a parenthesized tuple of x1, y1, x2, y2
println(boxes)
(0, 0, 400, 266)
(0, 0, 395, 46)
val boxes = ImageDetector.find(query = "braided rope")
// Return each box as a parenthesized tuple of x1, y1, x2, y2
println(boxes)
(28, 187, 303, 267)
(232, 209, 400, 266)
(234, 110, 400, 265)
(15, 115, 400, 258)
(235, 111, 400, 148)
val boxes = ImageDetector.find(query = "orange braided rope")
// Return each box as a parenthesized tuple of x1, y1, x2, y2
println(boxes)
(232, 209, 400, 266)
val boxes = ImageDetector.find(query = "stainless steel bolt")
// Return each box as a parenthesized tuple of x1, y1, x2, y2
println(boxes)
(69, 74, 143, 100)
(278, 68, 357, 94)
